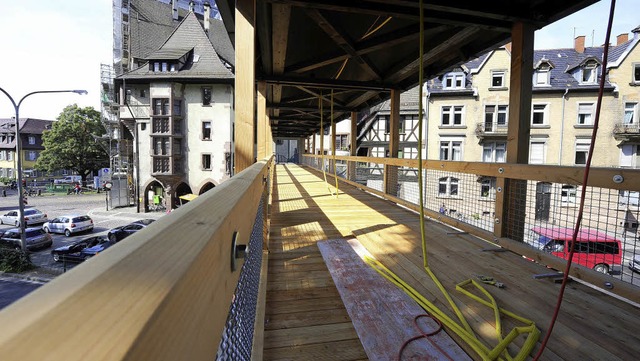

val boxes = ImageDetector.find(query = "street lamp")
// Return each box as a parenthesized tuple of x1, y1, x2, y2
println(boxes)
(0, 87, 87, 252)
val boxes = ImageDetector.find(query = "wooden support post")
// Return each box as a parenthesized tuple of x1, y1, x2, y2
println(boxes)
(331, 116, 337, 173)
(234, 0, 256, 173)
(349, 111, 357, 181)
(312, 133, 317, 155)
(297, 138, 304, 164)
(384, 89, 400, 196)
(267, 118, 273, 156)
(495, 22, 534, 240)
(257, 81, 267, 160)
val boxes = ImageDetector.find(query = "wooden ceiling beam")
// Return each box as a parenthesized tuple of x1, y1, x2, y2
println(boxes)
(295, 86, 347, 108)
(305, 9, 382, 81)
(268, 103, 351, 112)
(287, 24, 448, 74)
(266, 0, 515, 30)
(263, 75, 393, 92)
(384, 26, 481, 84)
(270, 4, 291, 118)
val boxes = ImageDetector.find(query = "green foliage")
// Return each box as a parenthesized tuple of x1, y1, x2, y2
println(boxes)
(36, 104, 109, 183)
(0, 248, 34, 273)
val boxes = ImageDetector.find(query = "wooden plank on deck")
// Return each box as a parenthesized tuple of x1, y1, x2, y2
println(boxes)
(318, 238, 472, 361)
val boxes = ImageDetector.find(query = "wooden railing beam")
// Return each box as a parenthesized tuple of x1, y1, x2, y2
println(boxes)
(0, 158, 274, 360)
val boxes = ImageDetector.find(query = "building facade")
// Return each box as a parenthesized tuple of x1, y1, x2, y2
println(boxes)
(349, 26, 640, 238)
(116, 10, 234, 211)
(0, 118, 53, 181)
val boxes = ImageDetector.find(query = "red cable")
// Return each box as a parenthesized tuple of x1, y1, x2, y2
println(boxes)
(398, 314, 455, 361)
(533, 1, 617, 359)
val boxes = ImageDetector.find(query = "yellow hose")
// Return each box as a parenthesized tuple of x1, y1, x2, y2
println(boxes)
(360, 1, 540, 359)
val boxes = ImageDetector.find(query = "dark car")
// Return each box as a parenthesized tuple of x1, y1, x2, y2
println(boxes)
(0, 227, 53, 251)
(51, 235, 108, 262)
(80, 239, 117, 260)
(107, 219, 156, 242)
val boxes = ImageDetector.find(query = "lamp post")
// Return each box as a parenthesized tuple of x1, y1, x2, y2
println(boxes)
(0, 88, 87, 252)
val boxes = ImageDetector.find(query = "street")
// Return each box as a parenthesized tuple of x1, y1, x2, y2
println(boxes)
(0, 190, 165, 276)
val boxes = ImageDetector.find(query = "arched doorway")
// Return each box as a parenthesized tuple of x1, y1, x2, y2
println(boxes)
(175, 182, 194, 208)
(199, 182, 215, 195)
(144, 180, 164, 212)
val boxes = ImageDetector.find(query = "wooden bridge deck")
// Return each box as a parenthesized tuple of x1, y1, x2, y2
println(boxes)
(263, 164, 640, 360)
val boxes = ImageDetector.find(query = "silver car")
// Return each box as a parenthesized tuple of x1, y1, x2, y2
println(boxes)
(0, 227, 53, 251)
(42, 214, 94, 237)
(0, 208, 48, 227)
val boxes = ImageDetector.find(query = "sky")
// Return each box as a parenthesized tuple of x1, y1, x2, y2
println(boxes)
(0, 0, 636, 121)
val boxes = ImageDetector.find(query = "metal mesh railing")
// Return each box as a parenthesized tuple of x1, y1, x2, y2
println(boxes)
(302, 154, 640, 288)
(216, 197, 264, 360)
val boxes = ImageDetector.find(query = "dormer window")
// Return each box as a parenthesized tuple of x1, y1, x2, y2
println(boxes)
(534, 60, 553, 86)
(581, 62, 598, 84)
(151, 61, 176, 73)
(443, 72, 465, 89)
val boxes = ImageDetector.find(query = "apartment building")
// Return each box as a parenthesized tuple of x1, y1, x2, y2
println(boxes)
(352, 26, 640, 236)
(0, 118, 53, 181)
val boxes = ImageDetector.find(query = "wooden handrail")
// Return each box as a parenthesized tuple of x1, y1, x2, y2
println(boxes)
(0, 157, 273, 360)
(303, 154, 640, 303)
(303, 154, 640, 191)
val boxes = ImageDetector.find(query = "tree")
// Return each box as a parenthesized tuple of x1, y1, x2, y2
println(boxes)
(36, 104, 109, 185)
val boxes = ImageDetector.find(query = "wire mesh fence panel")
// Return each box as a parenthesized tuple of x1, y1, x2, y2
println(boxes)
(303, 155, 640, 287)
(503, 180, 640, 284)
(355, 160, 385, 193)
(216, 198, 264, 360)
(422, 169, 496, 232)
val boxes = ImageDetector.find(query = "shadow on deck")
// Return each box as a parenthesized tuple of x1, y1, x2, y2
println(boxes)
(264, 163, 639, 360)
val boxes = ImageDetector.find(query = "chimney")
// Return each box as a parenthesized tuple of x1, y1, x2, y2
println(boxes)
(172, 0, 178, 21)
(203, 2, 210, 33)
(574, 35, 585, 53)
(617, 33, 629, 46)
(189, 1, 195, 12)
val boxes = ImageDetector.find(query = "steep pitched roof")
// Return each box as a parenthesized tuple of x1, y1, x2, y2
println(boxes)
(128, 0, 234, 68)
(0, 118, 53, 149)
(120, 12, 233, 81)
(425, 34, 640, 95)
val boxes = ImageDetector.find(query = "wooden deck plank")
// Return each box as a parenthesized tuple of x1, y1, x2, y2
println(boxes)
(264, 164, 640, 360)
(319, 238, 473, 361)
(263, 339, 367, 361)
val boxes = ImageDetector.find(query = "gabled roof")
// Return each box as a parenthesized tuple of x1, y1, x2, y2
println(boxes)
(119, 12, 233, 81)
(128, 0, 234, 68)
(0, 118, 53, 149)
(426, 33, 640, 95)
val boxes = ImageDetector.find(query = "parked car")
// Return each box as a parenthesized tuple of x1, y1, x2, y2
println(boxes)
(629, 255, 640, 273)
(53, 175, 82, 184)
(0, 227, 53, 251)
(0, 208, 48, 227)
(51, 235, 108, 262)
(42, 214, 94, 237)
(107, 219, 155, 242)
(529, 226, 622, 274)
(80, 239, 117, 260)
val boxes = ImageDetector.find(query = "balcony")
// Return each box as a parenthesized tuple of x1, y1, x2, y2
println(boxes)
(119, 103, 150, 120)
(1, 156, 638, 360)
(613, 121, 640, 141)
(475, 122, 508, 140)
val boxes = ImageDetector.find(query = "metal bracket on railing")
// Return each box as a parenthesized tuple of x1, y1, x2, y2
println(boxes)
(231, 231, 247, 272)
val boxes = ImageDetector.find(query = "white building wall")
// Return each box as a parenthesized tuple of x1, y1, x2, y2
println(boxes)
(184, 83, 233, 190)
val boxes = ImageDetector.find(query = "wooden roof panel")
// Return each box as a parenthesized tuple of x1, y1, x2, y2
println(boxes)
(217, 0, 599, 137)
